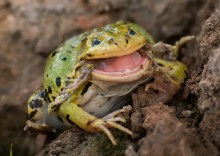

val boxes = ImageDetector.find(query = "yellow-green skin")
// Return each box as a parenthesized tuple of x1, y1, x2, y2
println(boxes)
(26, 21, 188, 145)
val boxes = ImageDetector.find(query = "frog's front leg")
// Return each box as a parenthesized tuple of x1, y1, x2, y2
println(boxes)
(151, 36, 195, 60)
(144, 58, 188, 104)
(49, 63, 93, 111)
(58, 101, 132, 145)
(144, 71, 180, 104)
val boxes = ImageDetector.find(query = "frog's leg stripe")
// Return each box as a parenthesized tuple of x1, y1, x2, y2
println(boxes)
(66, 114, 75, 125)
(59, 103, 132, 145)
(86, 119, 95, 126)
(57, 115, 64, 123)
(56, 77, 61, 87)
(29, 110, 38, 118)
(81, 82, 92, 95)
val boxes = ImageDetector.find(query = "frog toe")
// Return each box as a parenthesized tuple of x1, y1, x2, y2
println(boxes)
(97, 121, 132, 145)
(102, 105, 132, 120)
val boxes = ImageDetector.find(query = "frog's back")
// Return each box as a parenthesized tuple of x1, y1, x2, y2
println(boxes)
(43, 34, 84, 103)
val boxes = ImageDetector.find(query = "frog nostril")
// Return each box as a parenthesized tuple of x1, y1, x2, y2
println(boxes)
(108, 38, 114, 44)
(92, 39, 101, 46)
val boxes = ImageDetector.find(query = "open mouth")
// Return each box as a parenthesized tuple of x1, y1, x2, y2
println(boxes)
(92, 50, 149, 78)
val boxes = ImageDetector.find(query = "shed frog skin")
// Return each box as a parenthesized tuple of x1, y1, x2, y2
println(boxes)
(24, 21, 193, 145)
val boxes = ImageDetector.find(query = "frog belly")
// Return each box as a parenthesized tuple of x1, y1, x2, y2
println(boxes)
(82, 95, 131, 118)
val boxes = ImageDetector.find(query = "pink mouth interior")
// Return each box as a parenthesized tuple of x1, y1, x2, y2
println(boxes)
(94, 51, 148, 76)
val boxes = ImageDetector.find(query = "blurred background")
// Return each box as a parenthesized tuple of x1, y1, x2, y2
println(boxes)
(0, 0, 219, 155)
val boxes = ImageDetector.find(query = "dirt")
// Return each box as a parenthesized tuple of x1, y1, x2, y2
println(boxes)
(0, 0, 220, 156)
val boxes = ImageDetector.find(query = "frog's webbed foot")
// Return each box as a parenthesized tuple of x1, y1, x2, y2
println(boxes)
(94, 106, 133, 145)
(96, 120, 132, 145)
(49, 64, 93, 111)
(59, 103, 132, 145)
(102, 105, 132, 122)
(24, 120, 57, 133)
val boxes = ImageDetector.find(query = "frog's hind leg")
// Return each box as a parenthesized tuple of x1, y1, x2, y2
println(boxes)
(59, 102, 132, 145)
(25, 89, 60, 133)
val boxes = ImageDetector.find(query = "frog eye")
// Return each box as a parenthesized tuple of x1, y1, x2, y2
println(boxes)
(92, 39, 101, 46)
(128, 29, 136, 35)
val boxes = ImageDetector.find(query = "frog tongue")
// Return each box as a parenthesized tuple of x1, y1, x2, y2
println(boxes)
(95, 51, 145, 72)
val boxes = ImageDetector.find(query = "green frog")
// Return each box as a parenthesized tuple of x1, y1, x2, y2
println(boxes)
(24, 21, 193, 145)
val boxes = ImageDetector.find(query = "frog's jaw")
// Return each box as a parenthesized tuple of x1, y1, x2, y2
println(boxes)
(91, 52, 150, 82)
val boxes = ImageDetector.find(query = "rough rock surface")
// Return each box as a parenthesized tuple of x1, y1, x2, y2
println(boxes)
(0, 0, 220, 155)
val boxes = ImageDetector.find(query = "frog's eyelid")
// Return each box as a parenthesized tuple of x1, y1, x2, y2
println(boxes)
(128, 28, 136, 35)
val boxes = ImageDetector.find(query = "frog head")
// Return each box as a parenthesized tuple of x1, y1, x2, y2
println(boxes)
(79, 22, 154, 83)
(81, 21, 154, 59)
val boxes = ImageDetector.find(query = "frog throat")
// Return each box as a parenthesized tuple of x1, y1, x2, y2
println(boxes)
(91, 50, 150, 82)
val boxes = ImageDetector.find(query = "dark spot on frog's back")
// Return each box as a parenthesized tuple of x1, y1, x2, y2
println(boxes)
(52, 50, 59, 57)
(62, 57, 67, 61)
(70, 45, 75, 49)
(56, 77, 61, 87)
(29, 99, 43, 109)
(67, 50, 72, 53)
(66, 114, 75, 125)
(48, 86, 52, 94)
(52, 96, 56, 101)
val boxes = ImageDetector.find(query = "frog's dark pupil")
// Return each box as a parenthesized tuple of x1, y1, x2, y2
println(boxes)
(129, 29, 136, 35)
(92, 39, 101, 46)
